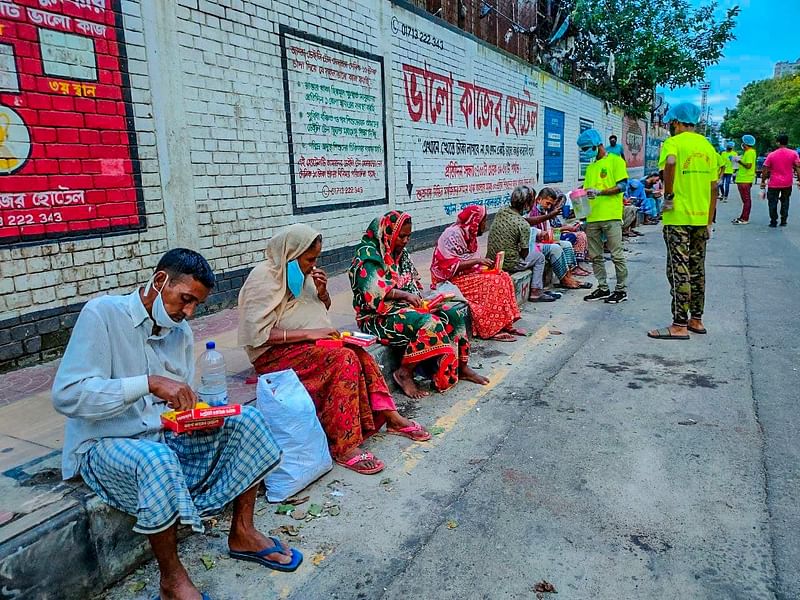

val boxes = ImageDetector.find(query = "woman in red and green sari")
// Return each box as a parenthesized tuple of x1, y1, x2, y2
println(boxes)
(349, 211, 489, 399)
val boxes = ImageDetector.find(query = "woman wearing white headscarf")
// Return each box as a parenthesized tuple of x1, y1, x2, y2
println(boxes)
(238, 224, 429, 476)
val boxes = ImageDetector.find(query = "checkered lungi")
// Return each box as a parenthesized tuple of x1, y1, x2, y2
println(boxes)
(79, 406, 281, 535)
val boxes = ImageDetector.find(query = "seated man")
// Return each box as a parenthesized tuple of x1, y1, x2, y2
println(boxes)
(642, 172, 664, 216)
(52, 249, 301, 600)
(624, 179, 658, 234)
(487, 185, 556, 302)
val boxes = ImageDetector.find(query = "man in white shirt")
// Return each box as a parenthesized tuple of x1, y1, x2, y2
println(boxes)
(53, 249, 301, 600)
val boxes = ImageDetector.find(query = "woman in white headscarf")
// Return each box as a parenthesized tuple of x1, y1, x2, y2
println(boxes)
(238, 224, 429, 476)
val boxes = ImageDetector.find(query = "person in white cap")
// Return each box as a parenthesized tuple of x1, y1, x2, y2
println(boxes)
(648, 102, 717, 340)
(732, 134, 757, 224)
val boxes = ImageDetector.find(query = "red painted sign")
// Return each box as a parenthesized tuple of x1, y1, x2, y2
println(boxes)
(0, 0, 143, 244)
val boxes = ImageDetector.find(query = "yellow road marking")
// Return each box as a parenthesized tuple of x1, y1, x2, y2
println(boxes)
(400, 324, 552, 473)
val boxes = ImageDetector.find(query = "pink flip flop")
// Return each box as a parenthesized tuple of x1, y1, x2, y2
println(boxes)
(387, 420, 432, 442)
(335, 451, 385, 475)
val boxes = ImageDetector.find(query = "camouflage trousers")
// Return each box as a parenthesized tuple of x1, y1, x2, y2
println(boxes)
(663, 225, 709, 325)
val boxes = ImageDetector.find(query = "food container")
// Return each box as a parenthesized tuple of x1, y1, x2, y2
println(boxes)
(481, 250, 505, 274)
(569, 189, 592, 220)
(316, 331, 377, 348)
(161, 402, 241, 434)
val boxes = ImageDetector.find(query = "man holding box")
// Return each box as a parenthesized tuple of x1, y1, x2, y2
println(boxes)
(576, 128, 630, 304)
(53, 249, 301, 600)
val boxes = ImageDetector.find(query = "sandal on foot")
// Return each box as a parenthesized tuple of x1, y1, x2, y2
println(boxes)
(647, 327, 689, 340)
(387, 420, 432, 442)
(229, 537, 303, 572)
(335, 451, 385, 475)
(688, 325, 707, 334)
(489, 332, 517, 342)
(505, 327, 528, 336)
(528, 294, 556, 302)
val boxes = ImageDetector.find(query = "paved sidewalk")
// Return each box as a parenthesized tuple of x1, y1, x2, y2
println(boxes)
(0, 247, 443, 525)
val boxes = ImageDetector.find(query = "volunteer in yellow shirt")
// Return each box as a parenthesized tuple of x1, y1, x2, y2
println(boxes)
(576, 128, 629, 304)
(648, 102, 717, 341)
(718, 141, 737, 202)
(733, 134, 757, 224)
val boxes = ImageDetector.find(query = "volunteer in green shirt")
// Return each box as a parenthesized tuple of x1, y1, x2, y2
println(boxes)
(718, 141, 737, 202)
(733, 134, 757, 224)
(647, 102, 717, 341)
(576, 128, 629, 304)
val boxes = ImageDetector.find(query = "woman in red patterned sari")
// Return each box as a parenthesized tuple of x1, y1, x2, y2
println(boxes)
(431, 205, 524, 341)
(238, 224, 430, 476)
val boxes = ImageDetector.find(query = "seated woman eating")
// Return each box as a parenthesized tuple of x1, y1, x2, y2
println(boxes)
(430, 205, 524, 342)
(349, 211, 489, 399)
(238, 224, 430, 476)
(527, 188, 592, 289)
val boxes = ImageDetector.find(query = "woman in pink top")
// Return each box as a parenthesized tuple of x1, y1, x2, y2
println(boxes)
(761, 134, 800, 227)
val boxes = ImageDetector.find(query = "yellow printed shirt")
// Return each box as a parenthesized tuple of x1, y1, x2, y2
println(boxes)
(720, 150, 737, 175)
(735, 148, 757, 183)
(658, 132, 717, 226)
(582, 153, 628, 222)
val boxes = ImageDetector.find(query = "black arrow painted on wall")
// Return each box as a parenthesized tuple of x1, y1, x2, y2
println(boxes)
(406, 161, 413, 199)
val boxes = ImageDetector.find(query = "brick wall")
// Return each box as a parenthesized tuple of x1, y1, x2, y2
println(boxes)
(0, 0, 636, 371)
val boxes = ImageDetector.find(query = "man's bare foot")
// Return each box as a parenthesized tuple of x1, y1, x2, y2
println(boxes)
(647, 324, 690, 339)
(559, 274, 583, 289)
(459, 364, 489, 385)
(392, 367, 430, 399)
(688, 318, 707, 333)
(228, 527, 291, 566)
(159, 566, 203, 600)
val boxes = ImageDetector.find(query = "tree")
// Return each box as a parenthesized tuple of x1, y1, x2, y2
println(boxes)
(721, 75, 800, 155)
(558, 0, 738, 116)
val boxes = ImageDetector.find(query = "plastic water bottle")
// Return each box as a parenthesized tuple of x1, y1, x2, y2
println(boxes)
(197, 341, 228, 406)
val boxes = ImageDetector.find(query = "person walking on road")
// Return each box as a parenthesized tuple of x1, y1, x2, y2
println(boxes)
(718, 141, 737, 202)
(732, 134, 757, 224)
(760, 134, 800, 228)
(647, 103, 717, 340)
(576, 128, 629, 304)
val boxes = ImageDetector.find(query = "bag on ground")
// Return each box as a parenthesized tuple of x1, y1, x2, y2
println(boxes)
(256, 369, 332, 502)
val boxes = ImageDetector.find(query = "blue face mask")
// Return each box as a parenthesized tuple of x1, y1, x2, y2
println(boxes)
(286, 259, 305, 298)
(583, 147, 598, 161)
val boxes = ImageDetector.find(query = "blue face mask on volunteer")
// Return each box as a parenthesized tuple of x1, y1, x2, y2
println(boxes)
(286, 259, 305, 298)
(582, 146, 598, 161)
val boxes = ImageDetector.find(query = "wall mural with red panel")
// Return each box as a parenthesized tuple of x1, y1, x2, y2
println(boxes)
(0, 0, 144, 245)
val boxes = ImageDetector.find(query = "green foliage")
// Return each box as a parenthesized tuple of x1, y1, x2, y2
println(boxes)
(721, 75, 800, 154)
(564, 0, 738, 115)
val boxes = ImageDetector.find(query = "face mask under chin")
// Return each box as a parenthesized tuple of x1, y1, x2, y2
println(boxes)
(145, 273, 182, 329)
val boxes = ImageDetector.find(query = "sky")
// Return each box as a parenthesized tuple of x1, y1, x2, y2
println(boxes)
(657, 0, 800, 123)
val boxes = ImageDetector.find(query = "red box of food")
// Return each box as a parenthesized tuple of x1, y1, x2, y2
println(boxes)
(316, 332, 377, 348)
(161, 403, 241, 434)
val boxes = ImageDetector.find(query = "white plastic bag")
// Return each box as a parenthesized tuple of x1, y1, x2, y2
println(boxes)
(256, 369, 332, 502)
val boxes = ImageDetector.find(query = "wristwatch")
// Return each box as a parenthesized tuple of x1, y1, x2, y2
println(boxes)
(664, 193, 675, 202)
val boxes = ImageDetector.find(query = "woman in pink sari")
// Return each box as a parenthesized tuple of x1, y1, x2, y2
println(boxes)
(431, 205, 524, 341)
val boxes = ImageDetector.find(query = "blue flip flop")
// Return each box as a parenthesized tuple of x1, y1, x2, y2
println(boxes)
(229, 537, 303, 572)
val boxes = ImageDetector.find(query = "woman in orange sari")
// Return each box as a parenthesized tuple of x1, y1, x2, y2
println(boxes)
(431, 205, 524, 341)
(238, 224, 430, 476)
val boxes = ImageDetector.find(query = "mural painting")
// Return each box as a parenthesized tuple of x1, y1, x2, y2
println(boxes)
(0, 0, 143, 244)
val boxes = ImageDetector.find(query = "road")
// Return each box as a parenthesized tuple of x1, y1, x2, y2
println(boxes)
(104, 195, 799, 600)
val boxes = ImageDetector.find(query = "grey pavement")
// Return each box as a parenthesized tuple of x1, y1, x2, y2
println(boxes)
(102, 193, 798, 600)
